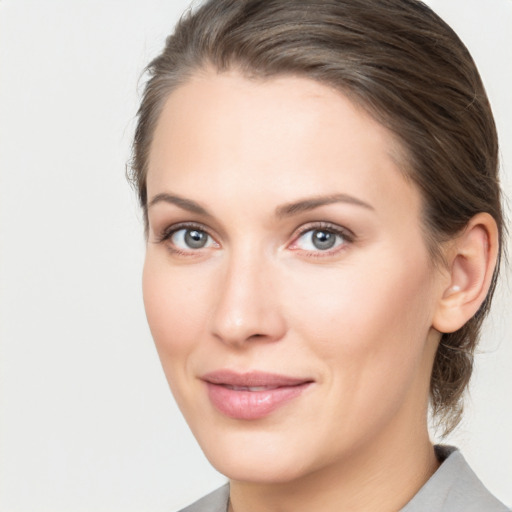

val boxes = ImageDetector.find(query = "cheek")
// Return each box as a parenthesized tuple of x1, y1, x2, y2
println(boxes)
(142, 252, 219, 421)
(142, 253, 209, 360)
(283, 255, 436, 447)
(284, 248, 435, 385)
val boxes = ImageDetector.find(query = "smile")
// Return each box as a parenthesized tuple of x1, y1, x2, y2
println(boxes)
(201, 370, 313, 420)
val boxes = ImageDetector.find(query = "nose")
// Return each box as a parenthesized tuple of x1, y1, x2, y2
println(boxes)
(209, 249, 287, 348)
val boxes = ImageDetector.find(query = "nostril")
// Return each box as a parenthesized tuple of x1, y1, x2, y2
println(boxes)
(209, 271, 287, 346)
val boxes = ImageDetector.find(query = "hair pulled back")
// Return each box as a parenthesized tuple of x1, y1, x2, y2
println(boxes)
(129, 0, 504, 435)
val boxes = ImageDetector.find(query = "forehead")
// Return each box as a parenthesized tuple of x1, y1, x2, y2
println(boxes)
(147, 70, 419, 221)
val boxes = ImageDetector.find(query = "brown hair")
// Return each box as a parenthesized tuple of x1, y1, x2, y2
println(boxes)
(129, 0, 504, 435)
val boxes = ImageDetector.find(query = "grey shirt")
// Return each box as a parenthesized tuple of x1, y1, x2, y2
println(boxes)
(178, 446, 509, 512)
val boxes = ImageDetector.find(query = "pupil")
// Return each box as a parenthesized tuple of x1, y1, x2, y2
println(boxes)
(312, 230, 336, 250)
(185, 229, 207, 248)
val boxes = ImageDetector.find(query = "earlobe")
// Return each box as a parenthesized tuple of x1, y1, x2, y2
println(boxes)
(433, 213, 499, 334)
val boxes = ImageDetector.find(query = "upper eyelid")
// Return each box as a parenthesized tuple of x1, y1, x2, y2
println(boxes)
(292, 222, 355, 240)
(155, 221, 216, 244)
(151, 216, 233, 244)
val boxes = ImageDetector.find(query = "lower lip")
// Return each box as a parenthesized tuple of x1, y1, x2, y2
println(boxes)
(205, 382, 311, 420)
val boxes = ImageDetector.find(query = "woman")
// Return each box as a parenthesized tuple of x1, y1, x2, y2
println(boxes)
(129, 0, 509, 510)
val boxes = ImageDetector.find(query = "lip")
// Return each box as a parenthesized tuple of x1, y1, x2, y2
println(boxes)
(201, 370, 314, 420)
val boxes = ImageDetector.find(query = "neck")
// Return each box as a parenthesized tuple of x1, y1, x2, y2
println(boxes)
(228, 417, 439, 512)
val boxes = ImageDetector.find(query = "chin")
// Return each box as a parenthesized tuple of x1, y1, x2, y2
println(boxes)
(194, 425, 325, 484)
(211, 454, 311, 484)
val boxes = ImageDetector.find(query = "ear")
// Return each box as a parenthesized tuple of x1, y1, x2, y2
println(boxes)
(432, 212, 499, 334)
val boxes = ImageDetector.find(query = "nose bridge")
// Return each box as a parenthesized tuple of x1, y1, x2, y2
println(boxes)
(210, 243, 285, 346)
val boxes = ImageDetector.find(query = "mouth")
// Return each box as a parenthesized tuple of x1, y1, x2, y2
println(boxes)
(201, 370, 314, 420)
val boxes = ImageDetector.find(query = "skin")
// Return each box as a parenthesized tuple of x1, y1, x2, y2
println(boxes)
(142, 70, 496, 512)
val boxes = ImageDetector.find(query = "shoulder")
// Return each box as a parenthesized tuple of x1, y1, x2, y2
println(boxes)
(177, 483, 229, 512)
(401, 445, 510, 512)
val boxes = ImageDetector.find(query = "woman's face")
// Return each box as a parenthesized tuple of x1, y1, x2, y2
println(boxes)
(143, 70, 444, 483)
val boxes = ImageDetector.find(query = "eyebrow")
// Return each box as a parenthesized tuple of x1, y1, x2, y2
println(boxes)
(275, 193, 374, 218)
(148, 193, 212, 217)
(147, 192, 374, 218)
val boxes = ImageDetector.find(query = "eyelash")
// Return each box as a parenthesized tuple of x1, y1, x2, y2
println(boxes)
(155, 222, 217, 257)
(155, 221, 355, 257)
(290, 222, 355, 258)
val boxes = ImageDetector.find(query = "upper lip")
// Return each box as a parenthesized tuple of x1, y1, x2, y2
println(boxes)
(201, 370, 313, 388)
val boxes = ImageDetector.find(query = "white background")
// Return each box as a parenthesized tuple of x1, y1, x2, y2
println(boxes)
(0, 1, 510, 511)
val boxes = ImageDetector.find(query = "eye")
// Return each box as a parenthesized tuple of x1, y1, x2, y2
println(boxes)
(170, 227, 216, 250)
(290, 224, 353, 254)
(296, 229, 343, 251)
(154, 222, 220, 257)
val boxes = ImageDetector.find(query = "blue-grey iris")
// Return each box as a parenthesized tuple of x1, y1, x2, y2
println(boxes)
(185, 229, 208, 248)
(312, 230, 336, 250)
